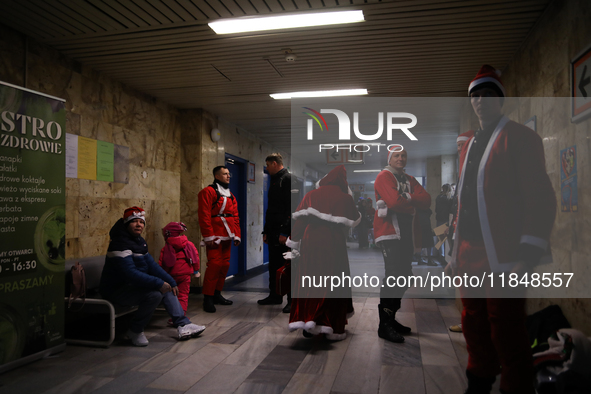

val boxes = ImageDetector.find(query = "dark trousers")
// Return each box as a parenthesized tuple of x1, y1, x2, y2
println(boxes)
(379, 236, 414, 312)
(268, 242, 290, 298)
(107, 285, 190, 333)
(458, 239, 534, 393)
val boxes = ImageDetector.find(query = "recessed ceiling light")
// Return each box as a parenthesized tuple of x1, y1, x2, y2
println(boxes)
(270, 89, 368, 100)
(209, 10, 364, 34)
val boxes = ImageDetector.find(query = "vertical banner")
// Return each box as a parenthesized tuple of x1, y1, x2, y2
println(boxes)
(560, 145, 578, 212)
(0, 81, 66, 371)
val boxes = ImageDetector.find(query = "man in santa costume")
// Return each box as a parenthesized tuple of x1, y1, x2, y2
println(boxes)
(449, 65, 556, 394)
(287, 165, 360, 340)
(373, 148, 431, 343)
(198, 166, 241, 313)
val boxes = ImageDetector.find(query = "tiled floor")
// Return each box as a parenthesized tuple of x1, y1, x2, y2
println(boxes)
(0, 245, 502, 394)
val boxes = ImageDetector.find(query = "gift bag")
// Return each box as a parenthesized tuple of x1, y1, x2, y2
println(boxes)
(276, 262, 291, 296)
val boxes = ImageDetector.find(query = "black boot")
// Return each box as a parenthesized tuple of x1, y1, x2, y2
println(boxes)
(391, 319, 412, 334)
(213, 290, 233, 305)
(282, 295, 291, 313)
(464, 370, 495, 394)
(378, 304, 404, 343)
(257, 293, 283, 305)
(203, 295, 216, 313)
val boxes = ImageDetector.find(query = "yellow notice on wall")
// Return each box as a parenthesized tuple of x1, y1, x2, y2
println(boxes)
(78, 136, 97, 180)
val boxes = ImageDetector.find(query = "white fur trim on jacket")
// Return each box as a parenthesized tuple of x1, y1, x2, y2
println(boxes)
(520, 235, 548, 251)
(477, 116, 510, 272)
(376, 199, 387, 218)
(292, 207, 361, 228)
(289, 320, 334, 335)
(325, 332, 347, 341)
(285, 238, 300, 249)
(106, 250, 132, 258)
(215, 183, 231, 197)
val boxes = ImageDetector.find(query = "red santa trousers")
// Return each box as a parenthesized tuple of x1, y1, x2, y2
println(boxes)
(202, 240, 232, 296)
(173, 274, 191, 313)
(457, 239, 534, 394)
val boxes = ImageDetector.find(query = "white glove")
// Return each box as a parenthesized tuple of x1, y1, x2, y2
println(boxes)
(283, 250, 300, 260)
(377, 200, 388, 218)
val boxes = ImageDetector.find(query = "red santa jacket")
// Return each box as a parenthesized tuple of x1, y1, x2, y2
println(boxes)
(373, 168, 431, 245)
(198, 183, 241, 243)
(452, 116, 556, 272)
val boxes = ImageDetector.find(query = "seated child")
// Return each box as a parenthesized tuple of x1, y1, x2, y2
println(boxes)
(158, 222, 200, 318)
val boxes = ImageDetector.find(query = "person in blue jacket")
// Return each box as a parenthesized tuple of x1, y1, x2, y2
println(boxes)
(99, 206, 205, 347)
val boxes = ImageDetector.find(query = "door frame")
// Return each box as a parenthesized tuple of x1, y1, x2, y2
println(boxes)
(225, 153, 248, 276)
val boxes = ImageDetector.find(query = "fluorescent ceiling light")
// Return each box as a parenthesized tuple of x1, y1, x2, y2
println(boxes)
(209, 10, 364, 34)
(270, 89, 368, 100)
(353, 169, 382, 173)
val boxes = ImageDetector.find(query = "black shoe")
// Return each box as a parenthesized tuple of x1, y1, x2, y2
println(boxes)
(378, 324, 405, 343)
(426, 259, 439, 266)
(203, 295, 216, 313)
(257, 294, 283, 305)
(463, 370, 495, 394)
(282, 301, 291, 314)
(378, 304, 405, 343)
(302, 330, 313, 338)
(391, 319, 411, 334)
(213, 290, 233, 305)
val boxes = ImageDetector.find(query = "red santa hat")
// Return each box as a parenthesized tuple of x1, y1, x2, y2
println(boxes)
(457, 130, 474, 143)
(387, 144, 404, 165)
(468, 65, 505, 97)
(123, 206, 145, 224)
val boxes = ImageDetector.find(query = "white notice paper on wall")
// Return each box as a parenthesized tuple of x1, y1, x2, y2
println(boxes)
(66, 133, 78, 178)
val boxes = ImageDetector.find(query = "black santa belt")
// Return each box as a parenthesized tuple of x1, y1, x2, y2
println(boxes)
(212, 214, 233, 217)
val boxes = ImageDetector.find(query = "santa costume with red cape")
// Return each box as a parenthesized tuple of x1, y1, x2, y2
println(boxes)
(287, 165, 361, 340)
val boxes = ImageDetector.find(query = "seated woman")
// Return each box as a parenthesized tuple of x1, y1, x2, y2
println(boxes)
(99, 207, 205, 347)
(287, 165, 361, 340)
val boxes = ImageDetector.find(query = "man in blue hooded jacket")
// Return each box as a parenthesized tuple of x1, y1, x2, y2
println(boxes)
(100, 206, 205, 346)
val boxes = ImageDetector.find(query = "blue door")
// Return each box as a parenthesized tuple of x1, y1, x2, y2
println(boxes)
(225, 155, 246, 276)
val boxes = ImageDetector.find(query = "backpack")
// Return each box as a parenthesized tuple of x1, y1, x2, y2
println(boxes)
(68, 262, 86, 311)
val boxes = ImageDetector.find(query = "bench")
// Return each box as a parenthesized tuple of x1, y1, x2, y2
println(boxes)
(64, 256, 138, 347)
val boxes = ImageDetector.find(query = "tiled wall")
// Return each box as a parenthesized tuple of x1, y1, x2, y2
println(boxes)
(0, 23, 296, 276)
(0, 24, 184, 259)
(460, 0, 591, 333)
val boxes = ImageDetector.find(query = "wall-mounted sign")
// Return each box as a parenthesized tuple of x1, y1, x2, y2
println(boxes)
(326, 147, 345, 164)
(571, 43, 591, 122)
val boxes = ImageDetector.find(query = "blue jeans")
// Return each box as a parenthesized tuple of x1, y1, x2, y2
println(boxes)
(107, 285, 190, 333)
